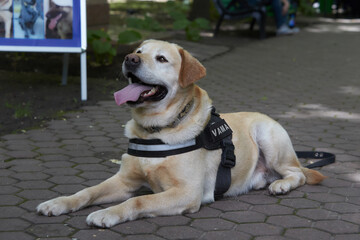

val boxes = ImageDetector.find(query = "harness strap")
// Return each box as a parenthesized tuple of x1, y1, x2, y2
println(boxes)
(127, 138, 201, 158)
(193, 108, 236, 199)
(214, 136, 236, 200)
(296, 151, 335, 169)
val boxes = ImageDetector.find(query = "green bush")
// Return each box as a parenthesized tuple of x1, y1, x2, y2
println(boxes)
(118, 30, 142, 44)
(126, 16, 164, 32)
(5, 102, 32, 119)
(166, 1, 210, 41)
(87, 29, 117, 66)
(298, 0, 316, 16)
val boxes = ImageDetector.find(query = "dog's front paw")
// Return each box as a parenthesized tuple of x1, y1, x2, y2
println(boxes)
(36, 196, 73, 216)
(86, 209, 121, 228)
(268, 180, 291, 195)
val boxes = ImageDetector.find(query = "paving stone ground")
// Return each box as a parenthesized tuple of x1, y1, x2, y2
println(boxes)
(1, 19, 360, 239)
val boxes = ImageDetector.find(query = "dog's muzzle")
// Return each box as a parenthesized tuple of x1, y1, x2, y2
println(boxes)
(124, 53, 141, 72)
(114, 53, 168, 106)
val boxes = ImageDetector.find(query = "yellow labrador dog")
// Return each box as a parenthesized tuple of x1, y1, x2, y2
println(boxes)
(37, 40, 326, 227)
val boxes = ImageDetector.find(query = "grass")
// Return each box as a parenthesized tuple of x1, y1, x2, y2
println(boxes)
(5, 102, 32, 119)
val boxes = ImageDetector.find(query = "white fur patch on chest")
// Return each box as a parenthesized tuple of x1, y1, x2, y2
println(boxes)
(139, 157, 166, 166)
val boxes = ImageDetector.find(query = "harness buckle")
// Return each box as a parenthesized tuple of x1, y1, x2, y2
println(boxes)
(221, 139, 236, 168)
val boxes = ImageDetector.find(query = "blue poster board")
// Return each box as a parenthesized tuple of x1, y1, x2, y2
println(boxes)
(0, 0, 87, 99)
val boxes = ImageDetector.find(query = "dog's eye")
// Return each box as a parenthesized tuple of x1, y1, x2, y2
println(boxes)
(136, 50, 141, 54)
(156, 55, 168, 63)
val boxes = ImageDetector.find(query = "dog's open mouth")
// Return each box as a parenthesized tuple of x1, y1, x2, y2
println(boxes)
(114, 73, 168, 106)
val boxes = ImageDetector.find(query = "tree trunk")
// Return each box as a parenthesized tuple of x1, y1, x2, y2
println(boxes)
(189, 0, 210, 20)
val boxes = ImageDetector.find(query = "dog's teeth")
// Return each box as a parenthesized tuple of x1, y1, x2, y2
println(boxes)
(142, 86, 158, 97)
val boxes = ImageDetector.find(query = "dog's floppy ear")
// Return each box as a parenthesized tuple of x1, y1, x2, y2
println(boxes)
(178, 48, 206, 88)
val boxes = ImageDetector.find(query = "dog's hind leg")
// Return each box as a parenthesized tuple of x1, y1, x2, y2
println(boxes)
(267, 154, 306, 195)
(256, 122, 306, 195)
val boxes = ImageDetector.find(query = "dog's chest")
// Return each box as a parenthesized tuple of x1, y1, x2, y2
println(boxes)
(138, 157, 178, 192)
(139, 158, 166, 166)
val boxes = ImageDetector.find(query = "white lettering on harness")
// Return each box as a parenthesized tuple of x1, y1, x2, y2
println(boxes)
(211, 123, 230, 137)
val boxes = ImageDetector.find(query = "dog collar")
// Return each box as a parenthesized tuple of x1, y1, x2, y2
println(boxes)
(142, 99, 194, 133)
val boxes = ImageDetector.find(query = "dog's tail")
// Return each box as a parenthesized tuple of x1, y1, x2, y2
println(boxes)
(301, 167, 327, 185)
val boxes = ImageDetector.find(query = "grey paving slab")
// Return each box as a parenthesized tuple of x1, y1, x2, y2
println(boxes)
(147, 216, 191, 226)
(284, 228, 332, 240)
(112, 220, 158, 235)
(191, 218, 235, 231)
(1, 19, 360, 239)
(235, 222, 283, 236)
(200, 230, 251, 240)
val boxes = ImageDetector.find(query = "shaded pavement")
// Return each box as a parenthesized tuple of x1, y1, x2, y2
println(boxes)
(1, 19, 360, 239)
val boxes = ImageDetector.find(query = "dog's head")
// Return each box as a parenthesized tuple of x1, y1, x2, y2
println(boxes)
(114, 40, 206, 108)
(46, 0, 73, 39)
(23, 0, 36, 7)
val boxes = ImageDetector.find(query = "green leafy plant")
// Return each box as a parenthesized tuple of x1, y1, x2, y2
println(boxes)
(116, 14, 164, 46)
(87, 28, 143, 66)
(126, 15, 165, 32)
(298, 0, 316, 16)
(166, 1, 210, 41)
(118, 30, 142, 45)
(117, 14, 164, 45)
(87, 29, 117, 66)
(5, 102, 32, 119)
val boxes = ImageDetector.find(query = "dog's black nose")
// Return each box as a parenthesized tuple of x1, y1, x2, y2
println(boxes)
(125, 53, 141, 70)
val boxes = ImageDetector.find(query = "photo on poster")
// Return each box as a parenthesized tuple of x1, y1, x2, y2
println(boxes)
(13, 0, 44, 39)
(45, 0, 73, 39)
(0, 0, 13, 38)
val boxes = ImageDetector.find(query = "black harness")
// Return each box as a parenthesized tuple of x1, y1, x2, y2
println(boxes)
(127, 107, 335, 200)
(128, 107, 236, 199)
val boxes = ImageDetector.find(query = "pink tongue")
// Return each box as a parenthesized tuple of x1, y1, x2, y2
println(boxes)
(49, 13, 62, 30)
(114, 83, 153, 106)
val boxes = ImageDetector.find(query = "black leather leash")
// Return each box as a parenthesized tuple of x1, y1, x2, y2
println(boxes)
(296, 151, 336, 169)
